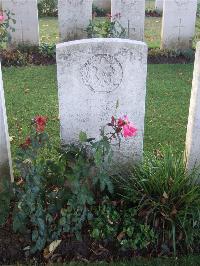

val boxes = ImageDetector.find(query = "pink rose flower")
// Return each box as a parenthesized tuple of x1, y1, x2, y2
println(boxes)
(117, 115, 137, 138)
(0, 15, 4, 23)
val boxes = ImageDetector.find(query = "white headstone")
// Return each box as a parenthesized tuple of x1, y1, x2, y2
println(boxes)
(161, 0, 197, 50)
(0, 64, 13, 181)
(186, 42, 200, 171)
(58, 0, 92, 42)
(56, 38, 147, 165)
(2, 0, 39, 46)
(111, 0, 145, 41)
(155, 0, 163, 12)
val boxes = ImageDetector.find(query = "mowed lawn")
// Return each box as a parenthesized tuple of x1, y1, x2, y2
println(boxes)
(2, 64, 193, 156)
(63, 255, 200, 266)
(39, 16, 200, 48)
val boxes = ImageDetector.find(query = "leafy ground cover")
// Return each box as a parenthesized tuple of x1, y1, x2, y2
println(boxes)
(39, 16, 200, 48)
(1, 115, 200, 264)
(2, 64, 193, 156)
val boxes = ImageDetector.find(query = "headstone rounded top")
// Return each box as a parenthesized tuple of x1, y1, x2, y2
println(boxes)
(121, 0, 136, 5)
(56, 38, 147, 50)
(66, 0, 84, 6)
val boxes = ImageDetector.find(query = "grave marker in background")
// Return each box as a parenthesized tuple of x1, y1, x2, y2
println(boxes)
(111, 0, 145, 41)
(186, 42, 200, 171)
(155, 0, 163, 12)
(161, 0, 197, 49)
(2, 0, 39, 46)
(56, 38, 147, 165)
(0, 64, 13, 182)
(58, 0, 92, 41)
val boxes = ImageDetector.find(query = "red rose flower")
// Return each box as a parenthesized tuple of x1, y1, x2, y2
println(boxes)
(34, 115, 47, 133)
(20, 136, 31, 149)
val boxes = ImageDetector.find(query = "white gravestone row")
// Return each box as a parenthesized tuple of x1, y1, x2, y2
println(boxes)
(2, 0, 39, 46)
(186, 42, 200, 172)
(111, 0, 145, 41)
(1, 0, 198, 47)
(58, 0, 145, 42)
(56, 38, 147, 165)
(58, 0, 92, 42)
(0, 64, 13, 182)
(161, 0, 197, 50)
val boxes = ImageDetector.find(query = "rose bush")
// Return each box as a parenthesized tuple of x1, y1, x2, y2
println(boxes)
(0, 9, 16, 48)
(12, 114, 138, 253)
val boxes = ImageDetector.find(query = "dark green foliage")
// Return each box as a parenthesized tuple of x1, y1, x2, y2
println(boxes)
(0, 43, 56, 66)
(90, 201, 156, 251)
(0, 177, 12, 225)
(0, 9, 16, 48)
(39, 43, 56, 58)
(145, 9, 162, 17)
(0, 46, 194, 67)
(148, 48, 195, 63)
(197, 2, 200, 17)
(92, 5, 108, 17)
(38, 0, 58, 17)
(86, 18, 126, 38)
(12, 120, 114, 253)
(120, 208, 156, 250)
(90, 200, 121, 241)
(117, 147, 200, 255)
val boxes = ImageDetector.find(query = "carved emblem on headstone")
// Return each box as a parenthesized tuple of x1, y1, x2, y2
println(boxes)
(174, 0, 189, 7)
(80, 54, 123, 93)
(66, 0, 84, 6)
(121, 0, 136, 5)
(11, 0, 27, 4)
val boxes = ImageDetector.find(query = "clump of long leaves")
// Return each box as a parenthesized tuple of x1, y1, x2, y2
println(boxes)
(117, 148, 200, 256)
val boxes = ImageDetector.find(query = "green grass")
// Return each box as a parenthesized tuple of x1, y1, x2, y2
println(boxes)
(39, 17, 59, 44)
(2, 64, 193, 157)
(38, 16, 200, 48)
(145, 17, 162, 48)
(62, 255, 200, 265)
(2, 65, 59, 154)
(144, 64, 192, 153)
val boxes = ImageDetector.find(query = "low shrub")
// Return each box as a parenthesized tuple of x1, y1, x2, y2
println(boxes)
(148, 48, 195, 64)
(0, 9, 16, 48)
(1, 116, 200, 259)
(38, 0, 58, 17)
(90, 201, 156, 252)
(39, 43, 56, 58)
(92, 5, 108, 17)
(0, 46, 194, 67)
(145, 9, 162, 17)
(86, 14, 126, 38)
(0, 43, 56, 66)
(197, 2, 200, 17)
(0, 177, 12, 225)
(12, 114, 137, 253)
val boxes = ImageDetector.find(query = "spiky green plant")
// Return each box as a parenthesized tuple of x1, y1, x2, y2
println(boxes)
(117, 147, 200, 256)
